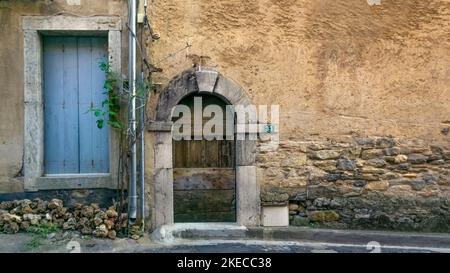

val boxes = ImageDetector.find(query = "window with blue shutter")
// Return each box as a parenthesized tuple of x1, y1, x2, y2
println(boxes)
(43, 36, 110, 174)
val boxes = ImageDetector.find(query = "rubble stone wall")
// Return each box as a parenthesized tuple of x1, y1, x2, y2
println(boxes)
(259, 136, 450, 231)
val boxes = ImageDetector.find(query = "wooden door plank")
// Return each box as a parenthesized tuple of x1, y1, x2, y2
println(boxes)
(173, 140, 186, 168)
(204, 140, 219, 167)
(173, 168, 235, 190)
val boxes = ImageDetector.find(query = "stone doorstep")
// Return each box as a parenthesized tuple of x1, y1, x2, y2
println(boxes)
(151, 224, 450, 249)
(151, 223, 249, 242)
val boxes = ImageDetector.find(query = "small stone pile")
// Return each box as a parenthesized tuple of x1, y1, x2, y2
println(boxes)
(0, 199, 128, 240)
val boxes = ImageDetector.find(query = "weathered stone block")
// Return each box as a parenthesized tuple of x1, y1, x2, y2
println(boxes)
(156, 70, 199, 121)
(195, 70, 218, 92)
(214, 74, 250, 106)
(336, 181, 363, 197)
(361, 166, 385, 174)
(380, 172, 400, 180)
(262, 206, 289, 227)
(147, 121, 173, 132)
(281, 153, 307, 168)
(384, 147, 404, 156)
(361, 149, 384, 160)
(375, 138, 396, 148)
(154, 143, 172, 169)
(408, 154, 428, 164)
(236, 166, 260, 226)
(261, 191, 289, 204)
(394, 154, 408, 164)
(355, 138, 375, 147)
(307, 183, 338, 199)
(313, 160, 337, 171)
(291, 215, 310, 226)
(292, 192, 307, 202)
(313, 197, 331, 207)
(361, 174, 380, 181)
(443, 151, 450, 160)
(308, 142, 332, 151)
(310, 150, 341, 160)
(385, 185, 414, 196)
(367, 158, 387, 167)
(397, 163, 410, 170)
(403, 173, 418, 178)
(287, 178, 307, 188)
(236, 140, 256, 166)
(365, 181, 389, 191)
(308, 210, 340, 222)
(410, 179, 428, 191)
(427, 154, 442, 161)
(153, 168, 174, 227)
(336, 158, 356, 170)
(288, 203, 299, 211)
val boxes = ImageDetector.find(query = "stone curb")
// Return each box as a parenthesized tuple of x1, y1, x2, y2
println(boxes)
(247, 227, 450, 248)
(165, 225, 450, 249)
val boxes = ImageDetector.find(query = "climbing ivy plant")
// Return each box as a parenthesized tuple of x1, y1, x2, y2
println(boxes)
(87, 61, 152, 226)
(89, 62, 124, 130)
(89, 61, 152, 132)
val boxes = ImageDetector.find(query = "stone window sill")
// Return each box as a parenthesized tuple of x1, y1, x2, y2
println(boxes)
(33, 174, 114, 190)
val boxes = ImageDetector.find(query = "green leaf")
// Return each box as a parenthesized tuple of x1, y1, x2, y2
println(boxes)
(99, 62, 110, 72)
(94, 109, 102, 117)
(102, 99, 109, 107)
(104, 81, 113, 91)
(96, 119, 104, 129)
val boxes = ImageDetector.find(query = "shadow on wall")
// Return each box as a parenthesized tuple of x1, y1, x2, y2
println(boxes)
(0, 189, 117, 209)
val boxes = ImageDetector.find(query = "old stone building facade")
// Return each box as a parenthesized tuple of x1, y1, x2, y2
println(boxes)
(0, 0, 449, 232)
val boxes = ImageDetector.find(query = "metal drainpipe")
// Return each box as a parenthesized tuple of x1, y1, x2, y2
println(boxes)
(128, 0, 138, 225)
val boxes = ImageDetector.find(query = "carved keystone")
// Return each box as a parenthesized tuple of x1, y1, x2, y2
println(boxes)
(195, 70, 218, 92)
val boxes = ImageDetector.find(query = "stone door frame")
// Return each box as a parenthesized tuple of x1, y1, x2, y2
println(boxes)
(148, 69, 260, 228)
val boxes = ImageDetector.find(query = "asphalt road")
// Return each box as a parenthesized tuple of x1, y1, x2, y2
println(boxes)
(137, 240, 450, 253)
(1, 233, 450, 253)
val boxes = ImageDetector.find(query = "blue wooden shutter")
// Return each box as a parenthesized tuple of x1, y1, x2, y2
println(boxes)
(44, 36, 109, 174)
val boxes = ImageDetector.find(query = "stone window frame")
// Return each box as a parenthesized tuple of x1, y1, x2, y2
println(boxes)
(148, 69, 261, 228)
(22, 16, 122, 191)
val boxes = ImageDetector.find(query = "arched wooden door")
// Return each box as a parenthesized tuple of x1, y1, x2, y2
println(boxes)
(172, 93, 236, 222)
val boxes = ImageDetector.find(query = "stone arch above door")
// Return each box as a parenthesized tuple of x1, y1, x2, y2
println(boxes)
(148, 68, 260, 229)
(155, 69, 252, 122)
